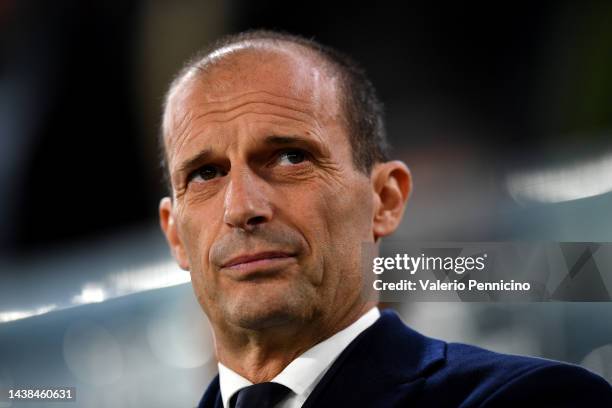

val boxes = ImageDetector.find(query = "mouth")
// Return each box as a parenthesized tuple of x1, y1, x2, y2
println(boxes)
(221, 251, 296, 273)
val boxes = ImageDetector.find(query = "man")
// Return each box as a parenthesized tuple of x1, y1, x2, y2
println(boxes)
(159, 30, 612, 407)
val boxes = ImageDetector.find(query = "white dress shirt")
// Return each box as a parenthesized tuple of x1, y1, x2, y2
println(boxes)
(218, 307, 381, 408)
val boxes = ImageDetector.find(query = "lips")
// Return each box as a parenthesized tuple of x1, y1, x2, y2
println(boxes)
(221, 251, 294, 269)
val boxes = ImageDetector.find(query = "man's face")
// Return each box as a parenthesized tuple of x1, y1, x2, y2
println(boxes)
(162, 47, 377, 331)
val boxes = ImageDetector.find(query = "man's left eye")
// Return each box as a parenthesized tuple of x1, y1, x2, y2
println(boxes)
(278, 150, 306, 166)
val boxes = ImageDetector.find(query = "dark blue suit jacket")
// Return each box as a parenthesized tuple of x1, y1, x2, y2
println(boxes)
(198, 309, 612, 407)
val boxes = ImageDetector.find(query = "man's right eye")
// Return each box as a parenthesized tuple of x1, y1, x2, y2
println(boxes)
(188, 165, 226, 183)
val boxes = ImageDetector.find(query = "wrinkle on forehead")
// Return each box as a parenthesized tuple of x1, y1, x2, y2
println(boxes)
(170, 100, 328, 177)
(162, 43, 344, 171)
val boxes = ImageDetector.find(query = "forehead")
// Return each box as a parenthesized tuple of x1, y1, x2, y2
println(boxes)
(163, 45, 343, 150)
(204, 45, 335, 100)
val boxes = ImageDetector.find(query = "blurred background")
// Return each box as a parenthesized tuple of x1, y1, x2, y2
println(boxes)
(1, 1, 612, 406)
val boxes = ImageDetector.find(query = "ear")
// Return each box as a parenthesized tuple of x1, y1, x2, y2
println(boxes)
(159, 197, 190, 270)
(371, 161, 412, 241)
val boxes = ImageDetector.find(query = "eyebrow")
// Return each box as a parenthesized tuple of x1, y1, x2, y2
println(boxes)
(174, 134, 327, 177)
(175, 148, 213, 177)
(263, 134, 327, 156)
(264, 135, 302, 145)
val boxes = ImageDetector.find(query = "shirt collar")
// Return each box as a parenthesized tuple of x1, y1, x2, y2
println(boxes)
(218, 307, 380, 408)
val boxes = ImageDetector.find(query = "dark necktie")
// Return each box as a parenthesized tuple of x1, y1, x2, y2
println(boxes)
(230, 382, 292, 408)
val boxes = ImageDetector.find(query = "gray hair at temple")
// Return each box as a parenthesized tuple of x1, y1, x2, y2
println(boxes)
(159, 30, 390, 192)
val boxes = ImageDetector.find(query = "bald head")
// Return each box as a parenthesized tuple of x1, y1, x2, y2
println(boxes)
(163, 41, 341, 151)
(159, 30, 389, 192)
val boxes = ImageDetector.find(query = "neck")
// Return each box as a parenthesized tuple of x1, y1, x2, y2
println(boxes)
(213, 301, 377, 383)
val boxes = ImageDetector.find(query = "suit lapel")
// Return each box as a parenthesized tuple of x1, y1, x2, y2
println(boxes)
(197, 375, 223, 408)
(302, 309, 446, 407)
(198, 310, 446, 408)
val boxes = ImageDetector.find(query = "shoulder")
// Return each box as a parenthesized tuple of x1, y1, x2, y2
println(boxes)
(423, 341, 612, 407)
(369, 310, 611, 407)
(479, 358, 612, 407)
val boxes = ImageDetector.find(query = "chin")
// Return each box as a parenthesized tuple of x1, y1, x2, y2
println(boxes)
(223, 283, 315, 330)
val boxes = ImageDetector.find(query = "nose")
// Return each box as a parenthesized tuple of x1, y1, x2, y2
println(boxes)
(223, 168, 273, 231)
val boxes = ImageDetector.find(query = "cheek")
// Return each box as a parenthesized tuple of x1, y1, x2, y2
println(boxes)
(323, 180, 373, 239)
(310, 179, 374, 303)
(178, 207, 225, 314)
(177, 204, 221, 274)
(290, 177, 374, 266)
